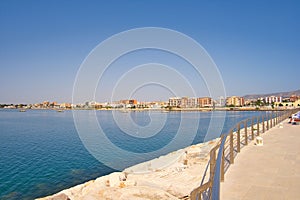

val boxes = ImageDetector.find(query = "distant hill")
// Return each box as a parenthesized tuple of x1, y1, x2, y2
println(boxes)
(243, 89, 300, 100)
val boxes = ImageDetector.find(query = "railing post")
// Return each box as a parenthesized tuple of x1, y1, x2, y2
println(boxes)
(190, 189, 197, 200)
(237, 123, 240, 152)
(257, 116, 260, 136)
(270, 114, 273, 128)
(251, 117, 254, 140)
(266, 114, 269, 130)
(210, 149, 216, 181)
(221, 147, 225, 182)
(262, 115, 265, 133)
(230, 130, 234, 164)
(244, 120, 248, 145)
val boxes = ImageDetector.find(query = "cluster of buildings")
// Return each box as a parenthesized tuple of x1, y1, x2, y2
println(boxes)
(2, 94, 300, 110)
(273, 95, 300, 108)
(7, 101, 75, 109)
(245, 95, 300, 108)
(167, 96, 246, 108)
(82, 99, 166, 109)
(168, 95, 300, 108)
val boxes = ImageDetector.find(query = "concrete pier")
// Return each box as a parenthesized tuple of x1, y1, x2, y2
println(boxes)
(221, 121, 300, 200)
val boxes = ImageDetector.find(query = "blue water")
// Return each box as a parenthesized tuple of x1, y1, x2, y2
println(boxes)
(0, 109, 268, 199)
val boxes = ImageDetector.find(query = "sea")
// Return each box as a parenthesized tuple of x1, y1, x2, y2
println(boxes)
(0, 109, 270, 199)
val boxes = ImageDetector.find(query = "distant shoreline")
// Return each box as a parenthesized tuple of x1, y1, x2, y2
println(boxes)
(1, 107, 291, 112)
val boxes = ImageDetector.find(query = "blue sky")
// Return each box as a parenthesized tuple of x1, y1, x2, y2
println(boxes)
(0, 0, 299, 104)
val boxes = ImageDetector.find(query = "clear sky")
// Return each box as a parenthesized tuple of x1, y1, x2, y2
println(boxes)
(1, 0, 299, 104)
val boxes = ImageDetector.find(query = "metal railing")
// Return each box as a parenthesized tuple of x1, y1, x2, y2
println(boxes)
(190, 108, 300, 200)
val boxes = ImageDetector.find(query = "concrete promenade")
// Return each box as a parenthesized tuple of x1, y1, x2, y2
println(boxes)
(221, 120, 300, 200)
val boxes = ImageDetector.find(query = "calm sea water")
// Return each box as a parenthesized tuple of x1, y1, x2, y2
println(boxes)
(0, 109, 267, 199)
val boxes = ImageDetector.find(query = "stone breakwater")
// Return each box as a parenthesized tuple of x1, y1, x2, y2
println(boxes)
(37, 139, 219, 200)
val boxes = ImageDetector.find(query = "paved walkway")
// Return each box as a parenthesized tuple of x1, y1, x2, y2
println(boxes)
(221, 121, 300, 200)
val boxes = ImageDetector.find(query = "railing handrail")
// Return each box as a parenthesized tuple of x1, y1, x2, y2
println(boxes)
(211, 135, 226, 199)
(190, 108, 300, 200)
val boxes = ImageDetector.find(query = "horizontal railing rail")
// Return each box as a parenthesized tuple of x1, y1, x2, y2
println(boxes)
(190, 108, 300, 200)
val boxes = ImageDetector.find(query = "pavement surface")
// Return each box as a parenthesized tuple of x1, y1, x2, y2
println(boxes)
(221, 120, 300, 200)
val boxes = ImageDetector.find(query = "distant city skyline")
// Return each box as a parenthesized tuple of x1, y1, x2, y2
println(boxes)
(1, 92, 299, 106)
(1, 1, 300, 104)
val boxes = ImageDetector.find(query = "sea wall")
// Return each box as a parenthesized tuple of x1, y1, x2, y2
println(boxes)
(37, 138, 219, 200)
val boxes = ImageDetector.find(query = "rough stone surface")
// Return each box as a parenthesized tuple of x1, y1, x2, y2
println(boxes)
(47, 193, 70, 200)
(37, 139, 218, 200)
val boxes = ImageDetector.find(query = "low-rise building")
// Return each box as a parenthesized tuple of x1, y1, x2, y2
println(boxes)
(180, 97, 189, 108)
(60, 103, 72, 109)
(119, 99, 137, 105)
(169, 97, 212, 108)
(226, 96, 245, 107)
(290, 95, 299, 102)
(197, 97, 213, 107)
(187, 97, 197, 108)
(265, 96, 282, 104)
(169, 97, 181, 107)
(274, 99, 300, 108)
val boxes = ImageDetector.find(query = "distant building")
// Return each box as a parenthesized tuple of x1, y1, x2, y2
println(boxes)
(169, 97, 181, 107)
(129, 99, 137, 105)
(85, 101, 97, 108)
(244, 99, 255, 106)
(197, 97, 213, 107)
(169, 97, 212, 108)
(215, 96, 225, 107)
(49, 102, 57, 108)
(265, 96, 282, 104)
(180, 97, 189, 108)
(158, 101, 168, 108)
(169, 97, 198, 108)
(226, 96, 245, 107)
(60, 103, 72, 109)
(94, 102, 103, 109)
(119, 99, 137, 105)
(43, 101, 50, 107)
(274, 99, 300, 108)
(187, 97, 197, 108)
(289, 95, 299, 102)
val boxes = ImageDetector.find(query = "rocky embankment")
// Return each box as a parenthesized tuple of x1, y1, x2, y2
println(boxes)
(37, 139, 218, 200)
